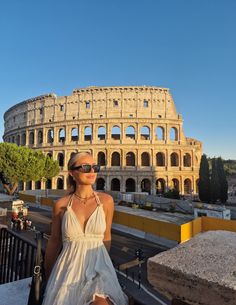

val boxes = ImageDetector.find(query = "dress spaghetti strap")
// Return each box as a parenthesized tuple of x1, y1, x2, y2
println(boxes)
(67, 194, 74, 208)
(94, 192, 102, 206)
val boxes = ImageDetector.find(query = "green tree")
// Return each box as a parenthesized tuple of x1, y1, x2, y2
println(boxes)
(210, 158, 221, 203)
(217, 157, 228, 203)
(198, 154, 211, 203)
(0, 143, 59, 195)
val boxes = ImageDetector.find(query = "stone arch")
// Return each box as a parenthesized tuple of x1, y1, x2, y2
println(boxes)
(22, 133, 26, 145)
(111, 126, 121, 140)
(156, 152, 165, 166)
(140, 126, 150, 140)
(47, 129, 54, 143)
(125, 126, 135, 140)
(71, 127, 78, 141)
(111, 178, 120, 191)
(126, 152, 135, 166)
(38, 130, 43, 144)
(35, 181, 41, 190)
(58, 153, 64, 167)
(46, 179, 52, 189)
(170, 127, 178, 141)
(171, 152, 179, 166)
(141, 178, 151, 194)
(111, 152, 120, 166)
(57, 177, 64, 189)
(141, 152, 150, 166)
(97, 151, 106, 166)
(16, 135, 20, 146)
(59, 128, 65, 142)
(156, 127, 164, 140)
(172, 178, 180, 191)
(29, 131, 34, 145)
(84, 126, 92, 141)
(96, 178, 105, 191)
(126, 178, 136, 192)
(184, 178, 192, 194)
(156, 178, 166, 194)
(98, 126, 106, 140)
(26, 181, 32, 190)
(196, 179, 199, 194)
(183, 153, 191, 167)
(47, 152, 53, 158)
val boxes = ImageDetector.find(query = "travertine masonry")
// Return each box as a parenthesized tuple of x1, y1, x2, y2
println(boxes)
(3, 86, 202, 193)
(147, 231, 236, 305)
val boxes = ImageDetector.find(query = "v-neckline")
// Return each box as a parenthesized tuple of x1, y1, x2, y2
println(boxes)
(69, 196, 99, 234)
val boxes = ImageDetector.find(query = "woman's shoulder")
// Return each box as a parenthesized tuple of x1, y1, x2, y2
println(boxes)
(96, 192, 114, 208)
(54, 194, 72, 211)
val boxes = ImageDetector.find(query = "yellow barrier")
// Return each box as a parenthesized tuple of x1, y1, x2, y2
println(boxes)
(40, 197, 54, 207)
(202, 216, 236, 233)
(113, 211, 180, 242)
(19, 193, 36, 203)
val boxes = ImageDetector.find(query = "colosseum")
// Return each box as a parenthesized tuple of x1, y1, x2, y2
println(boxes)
(3, 86, 202, 195)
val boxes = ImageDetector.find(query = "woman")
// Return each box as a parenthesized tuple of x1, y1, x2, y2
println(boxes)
(43, 152, 128, 305)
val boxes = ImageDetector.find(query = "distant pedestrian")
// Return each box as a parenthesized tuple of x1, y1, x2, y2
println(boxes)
(43, 152, 128, 305)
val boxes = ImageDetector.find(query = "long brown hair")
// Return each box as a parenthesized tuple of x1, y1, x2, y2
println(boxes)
(67, 151, 92, 194)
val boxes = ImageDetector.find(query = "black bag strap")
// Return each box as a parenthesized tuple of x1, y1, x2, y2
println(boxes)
(34, 231, 43, 302)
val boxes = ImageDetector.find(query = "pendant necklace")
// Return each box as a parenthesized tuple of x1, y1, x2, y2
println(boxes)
(74, 192, 94, 205)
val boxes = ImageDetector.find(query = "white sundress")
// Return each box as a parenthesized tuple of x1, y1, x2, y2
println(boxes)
(42, 192, 128, 305)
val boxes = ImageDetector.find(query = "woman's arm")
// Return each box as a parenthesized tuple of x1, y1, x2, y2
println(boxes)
(102, 194, 115, 253)
(44, 199, 64, 281)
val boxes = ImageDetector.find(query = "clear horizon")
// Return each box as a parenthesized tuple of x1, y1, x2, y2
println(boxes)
(1, 0, 236, 160)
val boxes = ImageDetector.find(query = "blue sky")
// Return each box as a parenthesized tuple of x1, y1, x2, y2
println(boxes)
(0, 0, 235, 159)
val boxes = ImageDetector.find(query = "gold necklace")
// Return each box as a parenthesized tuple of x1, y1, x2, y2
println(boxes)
(74, 192, 95, 205)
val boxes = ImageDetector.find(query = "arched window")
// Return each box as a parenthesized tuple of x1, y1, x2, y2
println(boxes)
(12, 136, 15, 143)
(96, 178, 105, 191)
(140, 126, 150, 140)
(58, 153, 64, 167)
(16, 135, 20, 146)
(171, 153, 179, 166)
(156, 127, 164, 140)
(125, 126, 135, 140)
(47, 152, 53, 158)
(46, 179, 52, 189)
(71, 128, 78, 141)
(26, 181, 32, 190)
(97, 152, 106, 166)
(35, 181, 41, 190)
(38, 130, 43, 144)
(57, 177, 64, 189)
(141, 152, 150, 166)
(111, 178, 120, 191)
(183, 153, 191, 167)
(84, 126, 92, 141)
(141, 179, 151, 194)
(126, 152, 135, 166)
(29, 131, 34, 145)
(111, 152, 120, 166)
(111, 126, 121, 140)
(156, 152, 165, 166)
(172, 179, 179, 191)
(59, 128, 65, 142)
(156, 179, 166, 194)
(98, 126, 106, 140)
(126, 178, 136, 192)
(47, 129, 54, 143)
(22, 133, 26, 145)
(184, 179, 192, 194)
(170, 127, 178, 141)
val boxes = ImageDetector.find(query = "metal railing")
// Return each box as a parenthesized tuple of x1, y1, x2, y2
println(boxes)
(0, 228, 40, 284)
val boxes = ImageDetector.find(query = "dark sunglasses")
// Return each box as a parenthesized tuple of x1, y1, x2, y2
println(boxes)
(71, 164, 100, 173)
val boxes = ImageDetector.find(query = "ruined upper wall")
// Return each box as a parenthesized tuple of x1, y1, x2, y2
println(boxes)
(4, 86, 181, 133)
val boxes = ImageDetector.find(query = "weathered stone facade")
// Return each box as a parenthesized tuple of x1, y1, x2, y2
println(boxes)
(3, 86, 202, 195)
